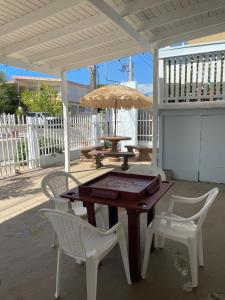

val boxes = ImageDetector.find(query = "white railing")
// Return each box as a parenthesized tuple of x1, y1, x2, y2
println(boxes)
(0, 113, 111, 178)
(161, 48, 225, 104)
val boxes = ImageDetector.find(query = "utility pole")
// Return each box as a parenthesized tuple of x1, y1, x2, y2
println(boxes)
(89, 65, 97, 91)
(89, 65, 97, 115)
(128, 56, 134, 82)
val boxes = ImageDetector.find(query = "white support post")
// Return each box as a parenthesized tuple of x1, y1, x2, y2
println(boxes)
(61, 71, 70, 173)
(152, 47, 159, 166)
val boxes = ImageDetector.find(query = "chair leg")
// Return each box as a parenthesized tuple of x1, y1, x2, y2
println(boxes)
(86, 257, 98, 300)
(154, 234, 160, 248)
(198, 231, 204, 267)
(159, 236, 165, 249)
(141, 225, 154, 279)
(55, 248, 63, 298)
(52, 230, 57, 248)
(187, 238, 198, 287)
(118, 230, 131, 284)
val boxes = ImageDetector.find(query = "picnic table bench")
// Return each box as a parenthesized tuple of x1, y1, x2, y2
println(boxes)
(80, 145, 104, 159)
(125, 145, 153, 161)
(89, 150, 135, 170)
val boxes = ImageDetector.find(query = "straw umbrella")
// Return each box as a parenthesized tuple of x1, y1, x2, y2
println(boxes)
(80, 85, 152, 136)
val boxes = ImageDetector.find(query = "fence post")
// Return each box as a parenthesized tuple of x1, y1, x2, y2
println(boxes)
(61, 71, 70, 173)
(27, 116, 39, 169)
(91, 114, 98, 145)
(152, 47, 159, 166)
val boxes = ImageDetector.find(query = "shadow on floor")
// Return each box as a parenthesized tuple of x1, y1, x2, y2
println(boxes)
(1, 180, 225, 300)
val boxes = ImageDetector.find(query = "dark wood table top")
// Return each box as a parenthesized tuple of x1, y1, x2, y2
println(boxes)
(98, 135, 132, 141)
(61, 172, 173, 213)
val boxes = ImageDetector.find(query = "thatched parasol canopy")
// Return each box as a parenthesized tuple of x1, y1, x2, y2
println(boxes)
(80, 85, 152, 109)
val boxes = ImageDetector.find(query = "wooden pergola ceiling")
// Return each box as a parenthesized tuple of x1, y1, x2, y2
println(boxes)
(0, 0, 225, 75)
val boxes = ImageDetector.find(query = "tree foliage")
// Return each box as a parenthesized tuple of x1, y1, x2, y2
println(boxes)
(21, 83, 63, 115)
(0, 70, 6, 83)
(0, 71, 26, 114)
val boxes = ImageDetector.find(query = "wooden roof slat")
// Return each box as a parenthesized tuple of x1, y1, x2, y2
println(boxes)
(0, 0, 83, 38)
(28, 29, 125, 63)
(137, 0, 225, 32)
(0, 0, 224, 75)
(0, 13, 108, 55)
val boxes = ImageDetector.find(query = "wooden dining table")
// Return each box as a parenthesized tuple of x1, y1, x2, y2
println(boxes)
(61, 171, 173, 282)
(98, 135, 131, 152)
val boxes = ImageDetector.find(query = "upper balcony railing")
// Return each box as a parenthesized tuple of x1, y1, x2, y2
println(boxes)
(159, 42, 225, 106)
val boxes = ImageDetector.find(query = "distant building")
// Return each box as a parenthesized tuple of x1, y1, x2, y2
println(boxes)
(8, 76, 92, 114)
(121, 81, 153, 96)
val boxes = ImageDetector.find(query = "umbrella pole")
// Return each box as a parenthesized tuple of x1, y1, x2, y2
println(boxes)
(114, 99, 117, 136)
(114, 108, 117, 136)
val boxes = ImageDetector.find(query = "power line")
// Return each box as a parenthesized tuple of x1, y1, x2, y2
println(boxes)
(137, 53, 153, 68)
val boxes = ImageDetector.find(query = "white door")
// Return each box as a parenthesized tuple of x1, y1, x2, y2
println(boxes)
(163, 115, 201, 181)
(199, 115, 225, 183)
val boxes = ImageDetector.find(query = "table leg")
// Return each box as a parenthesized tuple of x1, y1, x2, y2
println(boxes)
(147, 206, 155, 225)
(121, 156, 129, 170)
(110, 140, 120, 162)
(85, 203, 96, 227)
(111, 140, 118, 152)
(147, 206, 155, 252)
(108, 206, 118, 228)
(126, 209, 141, 282)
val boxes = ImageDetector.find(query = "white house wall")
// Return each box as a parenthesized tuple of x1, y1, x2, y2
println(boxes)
(160, 108, 225, 183)
(68, 85, 90, 104)
(199, 115, 225, 183)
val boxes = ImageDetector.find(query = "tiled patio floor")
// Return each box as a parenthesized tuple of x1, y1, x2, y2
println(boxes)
(1, 159, 225, 300)
(0, 158, 119, 223)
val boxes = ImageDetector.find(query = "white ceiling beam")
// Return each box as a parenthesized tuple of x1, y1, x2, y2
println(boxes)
(49, 39, 141, 68)
(88, 0, 152, 50)
(27, 29, 124, 63)
(150, 13, 225, 44)
(137, 0, 225, 32)
(0, 0, 84, 38)
(0, 55, 59, 76)
(0, 14, 107, 56)
(117, 0, 170, 17)
(158, 22, 225, 49)
(59, 46, 141, 72)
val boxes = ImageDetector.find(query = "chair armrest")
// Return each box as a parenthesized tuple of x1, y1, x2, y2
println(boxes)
(155, 214, 192, 223)
(168, 194, 207, 213)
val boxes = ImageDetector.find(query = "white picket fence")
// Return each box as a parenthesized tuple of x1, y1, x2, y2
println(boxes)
(0, 113, 110, 178)
(163, 50, 225, 103)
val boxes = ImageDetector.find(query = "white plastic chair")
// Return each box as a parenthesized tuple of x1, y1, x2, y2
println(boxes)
(126, 164, 166, 181)
(41, 170, 106, 247)
(142, 187, 219, 287)
(40, 208, 131, 300)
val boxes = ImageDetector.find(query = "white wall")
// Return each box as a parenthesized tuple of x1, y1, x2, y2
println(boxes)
(117, 109, 137, 149)
(160, 108, 225, 183)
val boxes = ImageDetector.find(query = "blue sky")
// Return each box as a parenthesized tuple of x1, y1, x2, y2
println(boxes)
(0, 52, 153, 85)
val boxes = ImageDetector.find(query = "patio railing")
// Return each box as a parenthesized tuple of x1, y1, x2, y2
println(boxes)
(160, 45, 225, 104)
(0, 113, 111, 178)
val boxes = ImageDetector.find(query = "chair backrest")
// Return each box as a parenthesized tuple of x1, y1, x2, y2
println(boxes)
(40, 208, 97, 259)
(126, 164, 166, 181)
(41, 171, 80, 199)
(191, 188, 219, 229)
